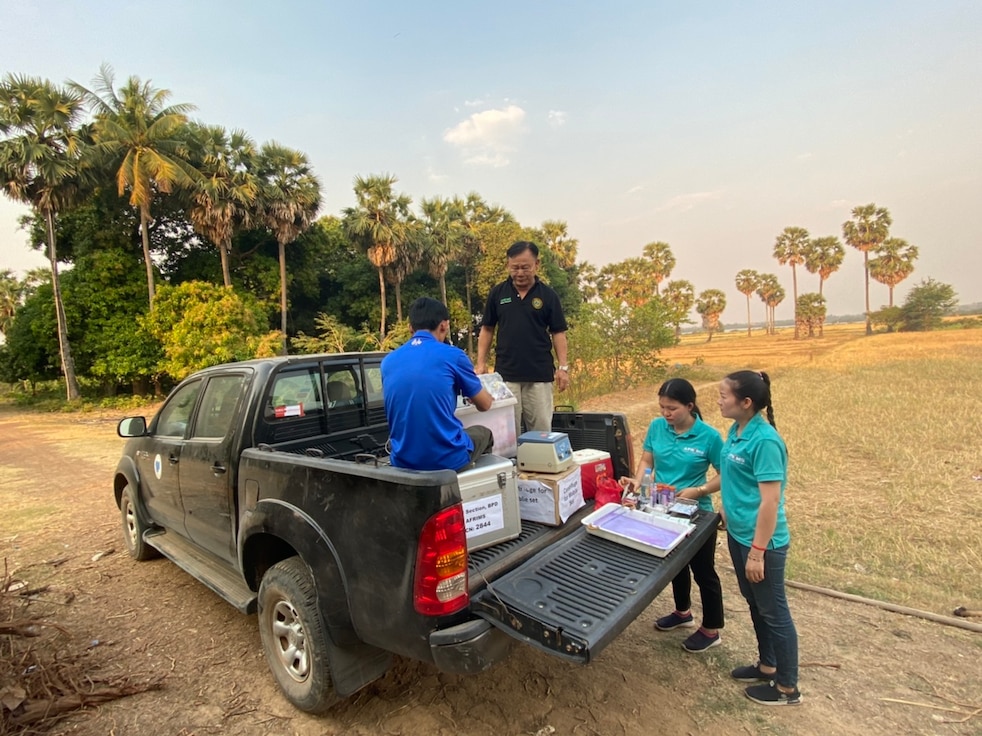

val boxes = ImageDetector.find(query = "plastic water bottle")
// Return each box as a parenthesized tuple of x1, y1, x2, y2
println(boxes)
(639, 469, 653, 509)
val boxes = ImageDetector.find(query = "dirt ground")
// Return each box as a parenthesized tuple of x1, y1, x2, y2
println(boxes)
(1, 395, 980, 736)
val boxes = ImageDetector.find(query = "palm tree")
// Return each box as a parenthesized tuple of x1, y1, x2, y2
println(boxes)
(642, 241, 675, 296)
(256, 142, 321, 354)
(734, 269, 761, 337)
(695, 288, 726, 342)
(755, 273, 781, 335)
(842, 203, 892, 335)
(766, 285, 786, 333)
(342, 174, 412, 338)
(0, 74, 83, 399)
(419, 196, 465, 306)
(869, 237, 918, 307)
(0, 269, 22, 336)
(661, 279, 695, 341)
(773, 226, 809, 339)
(541, 220, 578, 269)
(388, 217, 423, 323)
(186, 124, 258, 288)
(803, 235, 845, 297)
(71, 64, 199, 305)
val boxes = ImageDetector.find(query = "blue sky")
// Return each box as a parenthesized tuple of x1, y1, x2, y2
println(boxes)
(2, 0, 980, 321)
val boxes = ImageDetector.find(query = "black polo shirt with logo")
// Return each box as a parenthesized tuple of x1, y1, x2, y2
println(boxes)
(481, 276, 568, 383)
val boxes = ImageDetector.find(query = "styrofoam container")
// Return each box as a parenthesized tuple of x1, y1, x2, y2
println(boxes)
(581, 503, 694, 557)
(457, 453, 521, 551)
(571, 448, 613, 500)
(455, 396, 518, 458)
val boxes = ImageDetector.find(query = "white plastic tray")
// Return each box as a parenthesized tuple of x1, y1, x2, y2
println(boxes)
(581, 503, 695, 557)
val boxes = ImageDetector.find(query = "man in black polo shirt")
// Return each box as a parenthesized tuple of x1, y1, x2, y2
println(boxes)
(476, 241, 569, 433)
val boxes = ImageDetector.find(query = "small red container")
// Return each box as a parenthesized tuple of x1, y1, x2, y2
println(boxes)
(572, 449, 613, 501)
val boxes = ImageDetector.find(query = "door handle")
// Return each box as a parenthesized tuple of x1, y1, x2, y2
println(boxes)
(211, 463, 227, 475)
(168, 454, 179, 465)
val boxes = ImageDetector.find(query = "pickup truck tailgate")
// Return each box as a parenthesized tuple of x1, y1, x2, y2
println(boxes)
(471, 511, 719, 663)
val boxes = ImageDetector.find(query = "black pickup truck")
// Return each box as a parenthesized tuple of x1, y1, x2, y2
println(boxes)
(114, 352, 718, 713)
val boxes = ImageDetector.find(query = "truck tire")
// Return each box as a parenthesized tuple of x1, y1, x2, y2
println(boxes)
(258, 557, 339, 713)
(120, 483, 159, 561)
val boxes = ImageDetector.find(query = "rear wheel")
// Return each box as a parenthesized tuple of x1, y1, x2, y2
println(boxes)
(258, 557, 338, 713)
(120, 483, 159, 561)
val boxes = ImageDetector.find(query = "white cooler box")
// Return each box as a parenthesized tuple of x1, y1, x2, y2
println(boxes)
(457, 453, 521, 551)
(455, 396, 519, 458)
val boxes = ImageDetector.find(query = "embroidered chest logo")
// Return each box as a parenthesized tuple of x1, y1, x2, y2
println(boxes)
(499, 297, 513, 305)
(532, 297, 543, 309)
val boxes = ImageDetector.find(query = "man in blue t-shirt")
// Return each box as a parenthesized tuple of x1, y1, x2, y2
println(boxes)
(382, 297, 494, 471)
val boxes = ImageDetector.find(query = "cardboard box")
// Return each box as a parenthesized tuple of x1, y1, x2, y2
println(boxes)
(517, 466, 585, 526)
(458, 454, 521, 551)
(456, 396, 519, 459)
(571, 448, 613, 500)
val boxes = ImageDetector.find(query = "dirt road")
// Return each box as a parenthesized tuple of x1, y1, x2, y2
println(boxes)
(1, 403, 979, 736)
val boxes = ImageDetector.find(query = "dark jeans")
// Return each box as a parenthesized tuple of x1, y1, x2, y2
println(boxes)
(727, 534, 799, 689)
(672, 526, 724, 630)
(457, 425, 494, 471)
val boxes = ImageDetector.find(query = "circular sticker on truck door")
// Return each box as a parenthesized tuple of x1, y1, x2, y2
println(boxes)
(154, 454, 163, 480)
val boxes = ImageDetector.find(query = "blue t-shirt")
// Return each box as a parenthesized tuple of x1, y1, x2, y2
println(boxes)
(381, 331, 484, 471)
(642, 416, 723, 512)
(720, 413, 790, 548)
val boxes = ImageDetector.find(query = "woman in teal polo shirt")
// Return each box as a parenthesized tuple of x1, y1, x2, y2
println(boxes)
(625, 378, 724, 653)
(718, 370, 801, 706)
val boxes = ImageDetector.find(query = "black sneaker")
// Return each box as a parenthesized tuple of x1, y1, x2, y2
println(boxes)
(745, 681, 802, 706)
(730, 663, 772, 682)
(682, 629, 721, 653)
(654, 611, 696, 631)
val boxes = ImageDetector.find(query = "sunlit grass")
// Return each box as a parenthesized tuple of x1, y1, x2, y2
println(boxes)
(650, 325, 982, 613)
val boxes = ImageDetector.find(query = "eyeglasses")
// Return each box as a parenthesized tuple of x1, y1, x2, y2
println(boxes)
(508, 264, 535, 273)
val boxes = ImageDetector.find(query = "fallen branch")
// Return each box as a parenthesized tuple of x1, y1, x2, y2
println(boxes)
(7, 678, 165, 728)
(878, 697, 968, 714)
(786, 580, 982, 633)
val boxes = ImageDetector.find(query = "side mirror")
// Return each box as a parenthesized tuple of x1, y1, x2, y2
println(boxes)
(118, 417, 148, 438)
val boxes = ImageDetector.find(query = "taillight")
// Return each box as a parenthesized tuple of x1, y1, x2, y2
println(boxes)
(414, 504, 469, 616)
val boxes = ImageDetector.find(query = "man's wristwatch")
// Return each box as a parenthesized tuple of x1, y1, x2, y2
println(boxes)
(557, 365, 569, 372)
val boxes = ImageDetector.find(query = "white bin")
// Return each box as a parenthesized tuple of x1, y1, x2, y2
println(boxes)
(455, 396, 518, 459)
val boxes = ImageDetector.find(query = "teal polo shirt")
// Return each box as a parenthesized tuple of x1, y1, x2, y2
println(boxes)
(642, 416, 723, 512)
(719, 413, 790, 548)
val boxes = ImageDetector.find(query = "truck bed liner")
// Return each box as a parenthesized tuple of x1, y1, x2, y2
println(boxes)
(471, 511, 719, 663)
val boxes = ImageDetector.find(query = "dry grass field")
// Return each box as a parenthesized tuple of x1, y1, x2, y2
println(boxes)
(641, 323, 982, 614)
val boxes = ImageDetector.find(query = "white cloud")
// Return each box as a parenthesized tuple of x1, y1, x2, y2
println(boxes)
(444, 105, 527, 167)
(654, 190, 723, 213)
(548, 110, 567, 128)
(626, 184, 644, 195)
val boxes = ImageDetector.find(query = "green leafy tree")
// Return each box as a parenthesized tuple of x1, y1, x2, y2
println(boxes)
(803, 235, 844, 297)
(145, 281, 280, 380)
(661, 279, 695, 341)
(695, 288, 727, 342)
(796, 292, 827, 338)
(734, 269, 761, 337)
(899, 278, 957, 331)
(0, 74, 84, 399)
(597, 257, 658, 307)
(642, 241, 675, 297)
(773, 226, 809, 339)
(292, 313, 361, 354)
(570, 295, 673, 394)
(72, 64, 200, 306)
(256, 142, 321, 353)
(342, 174, 412, 338)
(0, 285, 61, 392)
(870, 305, 903, 333)
(186, 124, 258, 288)
(869, 237, 918, 307)
(842, 203, 892, 335)
(540, 220, 578, 270)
